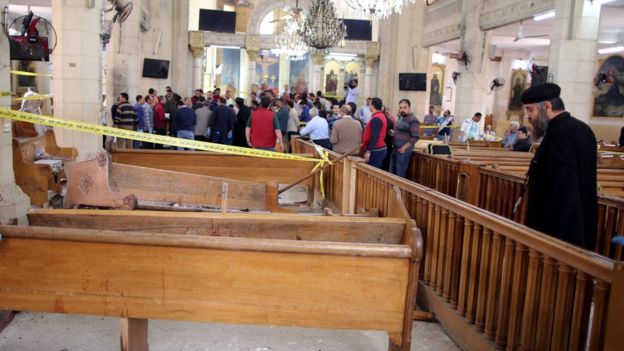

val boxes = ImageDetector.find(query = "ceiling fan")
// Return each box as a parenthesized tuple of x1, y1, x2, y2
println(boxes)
(513, 21, 549, 42)
(270, 0, 303, 23)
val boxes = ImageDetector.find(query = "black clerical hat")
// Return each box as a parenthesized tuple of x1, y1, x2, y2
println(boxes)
(520, 83, 561, 104)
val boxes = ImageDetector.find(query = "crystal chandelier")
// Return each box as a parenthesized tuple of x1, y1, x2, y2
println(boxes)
(341, 0, 417, 19)
(273, 17, 309, 60)
(299, 0, 346, 50)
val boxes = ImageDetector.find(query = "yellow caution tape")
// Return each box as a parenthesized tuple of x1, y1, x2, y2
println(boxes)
(10, 70, 52, 77)
(309, 145, 333, 199)
(0, 107, 329, 164)
(0, 91, 11, 97)
(12, 94, 52, 102)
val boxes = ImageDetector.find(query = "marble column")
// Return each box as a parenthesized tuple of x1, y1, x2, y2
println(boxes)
(189, 31, 205, 91)
(364, 42, 379, 101)
(106, 0, 141, 103)
(279, 54, 290, 94)
(172, 0, 192, 96)
(311, 52, 323, 94)
(0, 0, 30, 223)
(52, 0, 104, 160)
(246, 50, 258, 96)
(454, 0, 492, 130)
(548, 0, 601, 123)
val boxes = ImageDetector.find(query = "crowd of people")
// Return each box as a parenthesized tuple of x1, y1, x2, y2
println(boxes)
(108, 81, 537, 180)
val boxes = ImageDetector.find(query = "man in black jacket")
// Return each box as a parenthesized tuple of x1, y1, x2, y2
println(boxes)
(521, 83, 597, 250)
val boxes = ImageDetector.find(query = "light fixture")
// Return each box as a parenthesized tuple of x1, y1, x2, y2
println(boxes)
(598, 46, 624, 55)
(533, 10, 555, 21)
(272, 17, 309, 59)
(300, 0, 346, 50)
(432, 53, 445, 64)
(341, 0, 417, 19)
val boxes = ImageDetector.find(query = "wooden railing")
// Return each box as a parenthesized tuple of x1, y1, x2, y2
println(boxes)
(412, 151, 624, 260)
(292, 138, 624, 350)
(352, 162, 622, 351)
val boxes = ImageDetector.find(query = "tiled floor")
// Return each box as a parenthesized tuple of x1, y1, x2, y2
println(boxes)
(0, 312, 460, 351)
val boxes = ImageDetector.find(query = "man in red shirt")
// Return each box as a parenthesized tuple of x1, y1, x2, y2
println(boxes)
(361, 97, 387, 169)
(246, 96, 284, 151)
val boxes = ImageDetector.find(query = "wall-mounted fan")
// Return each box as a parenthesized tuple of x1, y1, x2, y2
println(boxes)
(452, 71, 460, 84)
(101, 0, 134, 49)
(513, 21, 549, 42)
(450, 50, 471, 67)
(6, 11, 57, 61)
(488, 77, 505, 95)
(105, 0, 134, 24)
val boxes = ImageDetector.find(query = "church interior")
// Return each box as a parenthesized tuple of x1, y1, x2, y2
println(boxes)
(1, 0, 624, 350)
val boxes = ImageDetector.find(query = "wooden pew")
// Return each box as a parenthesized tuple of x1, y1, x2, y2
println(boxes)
(12, 130, 78, 206)
(111, 148, 316, 185)
(62, 152, 272, 211)
(0, 189, 422, 351)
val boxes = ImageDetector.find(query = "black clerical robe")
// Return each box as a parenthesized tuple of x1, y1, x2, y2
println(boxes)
(526, 112, 597, 250)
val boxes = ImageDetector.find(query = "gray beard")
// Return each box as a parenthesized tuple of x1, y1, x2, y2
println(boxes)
(530, 108, 549, 140)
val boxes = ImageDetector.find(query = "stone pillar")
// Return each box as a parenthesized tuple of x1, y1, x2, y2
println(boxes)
(548, 0, 600, 123)
(454, 0, 492, 131)
(246, 35, 260, 95)
(0, 0, 30, 223)
(52, 0, 104, 160)
(279, 54, 290, 94)
(189, 31, 205, 91)
(172, 0, 192, 96)
(106, 0, 141, 103)
(311, 52, 324, 94)
(364, 42, 379, 100)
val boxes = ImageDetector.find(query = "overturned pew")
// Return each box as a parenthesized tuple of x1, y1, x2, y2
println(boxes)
(0, 187, 422, 351)
(63, 152, 286, 212)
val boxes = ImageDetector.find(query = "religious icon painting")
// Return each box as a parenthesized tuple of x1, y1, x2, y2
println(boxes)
(508, 69, 528, 112)
(593, 55, 624, 118)
(430, 64, 445, 109)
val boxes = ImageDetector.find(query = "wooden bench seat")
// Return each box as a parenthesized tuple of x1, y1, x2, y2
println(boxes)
(12, 130, 78, 206)
(0, 188, 421, 351)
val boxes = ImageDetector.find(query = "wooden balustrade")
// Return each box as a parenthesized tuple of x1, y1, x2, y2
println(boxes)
(291, 138, 624, 350)
(350, 161, 621, 351)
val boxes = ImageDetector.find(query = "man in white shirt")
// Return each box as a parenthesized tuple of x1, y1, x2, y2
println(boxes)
(344, 79, 360, 105)
(460, 112, 482, 141)
(299, 107, 331, 150)
(357, 97, 372, 127)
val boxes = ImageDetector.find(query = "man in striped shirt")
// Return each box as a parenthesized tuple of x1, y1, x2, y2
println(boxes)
(114, 92, 137, 149)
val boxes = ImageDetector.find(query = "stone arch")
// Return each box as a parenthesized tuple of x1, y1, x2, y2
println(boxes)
(246, 0, 310, 35)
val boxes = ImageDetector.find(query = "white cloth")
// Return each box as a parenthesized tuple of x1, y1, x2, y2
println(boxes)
(20, 91, 42, 113)
(299, 115, 329, 140)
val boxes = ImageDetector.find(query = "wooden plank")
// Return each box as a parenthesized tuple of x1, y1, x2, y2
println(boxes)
(27, 209, 406, 245)
(120, 318, 148, 351)
(417, 282, 496, 351)
(111, 150, 315, 184)
(111, 163, 267, 210)
(0, 233, 409, 334)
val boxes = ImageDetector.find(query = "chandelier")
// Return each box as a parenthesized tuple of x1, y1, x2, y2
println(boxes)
(341, 0, 417, 19)
(273, 17, 309, 59)
(299, 0, 346, 50)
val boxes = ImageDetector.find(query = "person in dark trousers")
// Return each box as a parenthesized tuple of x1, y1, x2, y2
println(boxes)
(174, 98, 197, 151)
(361, 97, 387, 169)
(209, 97, 235, 144)
(521, 83, 597, 250)
(234, 97, 251, 147)
(512, 126, 531, 152)
(390, 99, 420, 178)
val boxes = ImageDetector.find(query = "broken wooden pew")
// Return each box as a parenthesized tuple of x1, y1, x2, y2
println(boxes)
(0, 189, 422, 351)
(12, 130, 78, 206)
(63, 152, 277, 212)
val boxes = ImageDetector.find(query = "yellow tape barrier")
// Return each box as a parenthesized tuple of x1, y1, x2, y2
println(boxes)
(12, 94, 53, 102)
(10, 70, 52, 77)
(0, 91, 11, 97)
(0, 108, 331, 165)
